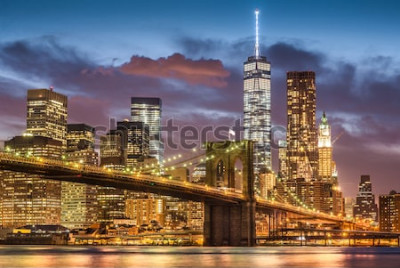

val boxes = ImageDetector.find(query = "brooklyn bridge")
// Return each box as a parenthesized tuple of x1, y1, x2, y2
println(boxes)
(0, 140, 385, 246)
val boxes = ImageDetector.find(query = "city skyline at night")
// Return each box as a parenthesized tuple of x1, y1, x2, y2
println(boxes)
(1, 0, 400, 200)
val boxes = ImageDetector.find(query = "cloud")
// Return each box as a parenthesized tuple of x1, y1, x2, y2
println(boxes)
(120, 53, 230, 88)
(1, 36, 400, 197)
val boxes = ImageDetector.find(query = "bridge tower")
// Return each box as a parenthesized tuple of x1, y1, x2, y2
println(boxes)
(203, 140, 256, 246)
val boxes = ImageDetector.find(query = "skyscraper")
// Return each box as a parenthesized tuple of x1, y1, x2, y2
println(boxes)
(61, 124, 98, 229)
(353, 175, 378, 223)
(99, 130, 126, 223)
(278, 140, 287, 178)
(131, 97, 163, 164)
(1, 135, 63, 227)
(0, 88, 67, 228)
(243, 9, 271, 173)
(26, 88, 68, 148)
(116, 120, 150, 169)
(286, 71, 317, 181)
(379, 191, 400, 232)
(318, 112, 333, 181)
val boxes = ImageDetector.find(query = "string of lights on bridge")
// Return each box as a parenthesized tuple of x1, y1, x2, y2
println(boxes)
(1, 146, 348, 222)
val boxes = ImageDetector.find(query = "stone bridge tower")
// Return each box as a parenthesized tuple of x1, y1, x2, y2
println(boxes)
(203, 140, 256, 246)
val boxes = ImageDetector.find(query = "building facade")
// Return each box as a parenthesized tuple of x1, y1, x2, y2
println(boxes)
(98, 130, 126, 223)
(116, 121, 150, 169)
(61, 124, 98, 229)
(379, 191, 400, 232)
(286, 71, 317, 181)
(243, 38, 271, 173)
(353, 175, 378, 223)
(26, 88, 68, 148)
(131, 98, 163, 164)
(1, 136, 63, 227)
(318, 113, 333, 181)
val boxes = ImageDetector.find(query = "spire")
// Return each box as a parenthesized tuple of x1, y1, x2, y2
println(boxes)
(321, 111, 328, 125)
(254, 9, 260, 58)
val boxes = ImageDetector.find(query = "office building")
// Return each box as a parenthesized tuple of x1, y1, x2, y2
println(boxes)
(131, 97, 163, 164)
(344, 197, 355, 219)
(61, 124, 98, 229)
(26, 88, 68, 148)
(318, 112, 333, 181)
(116, 120, 150, 169)
(379, 191, 400, 232)
(1, 135, 63, 227)
(286, 71, 317, 181)
(353, 175, 378, 223)
(278, 140, 287, 178)
(98, 130, 126, 223)
(243, 10, 271, 173)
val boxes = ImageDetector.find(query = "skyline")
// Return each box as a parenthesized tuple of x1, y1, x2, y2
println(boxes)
(1, 0, 400, 198)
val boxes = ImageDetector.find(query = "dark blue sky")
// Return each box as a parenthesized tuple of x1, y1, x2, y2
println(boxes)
(0, 0, 400, 197)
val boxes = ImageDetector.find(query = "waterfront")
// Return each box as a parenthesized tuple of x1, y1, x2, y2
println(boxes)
(0, 246, 400, 268)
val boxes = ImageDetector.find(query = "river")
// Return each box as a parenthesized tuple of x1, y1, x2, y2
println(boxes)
(0, 246, 399, 267)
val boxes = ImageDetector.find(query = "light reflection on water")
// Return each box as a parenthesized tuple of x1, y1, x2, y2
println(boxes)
(0, 246, 399, 268)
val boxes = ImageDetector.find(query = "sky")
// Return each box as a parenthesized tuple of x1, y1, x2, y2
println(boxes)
(0, 0, 399, 198)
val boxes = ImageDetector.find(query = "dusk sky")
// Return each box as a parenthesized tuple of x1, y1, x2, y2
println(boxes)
(1, 0, 399, 198)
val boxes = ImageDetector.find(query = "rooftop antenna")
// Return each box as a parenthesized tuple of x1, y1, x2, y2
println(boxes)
(255, 9, 260, 58)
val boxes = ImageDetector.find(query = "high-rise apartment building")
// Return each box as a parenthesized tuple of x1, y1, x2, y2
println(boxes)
(286, 71, 317, 181)
(131, 98, 163, 164)
(243, 10, 271, 173)
(318, 113, 333, 181)
(61, 124, 98, 229)
(1, 135, 63, 227)
(379, 191, 400, 232)
(353, 175, 378, 223)
(26, 88, 68, 148)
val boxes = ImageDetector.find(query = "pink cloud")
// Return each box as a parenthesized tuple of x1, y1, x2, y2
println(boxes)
(119, 53, 230, 88)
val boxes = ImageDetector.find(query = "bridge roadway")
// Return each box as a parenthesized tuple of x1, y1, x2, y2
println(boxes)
(0, 152, 346, 224)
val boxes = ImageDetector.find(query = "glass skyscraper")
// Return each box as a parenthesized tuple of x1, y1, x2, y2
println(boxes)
(131, 98, 164, 164)
(243, 10, 271, 173)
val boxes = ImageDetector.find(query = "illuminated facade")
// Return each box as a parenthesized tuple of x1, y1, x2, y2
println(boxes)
(26, 88, 68, 148)
(116, 121, 150, 168)
(1, 136, 63, 227)
(125, 196, 165, 226)
(286, 71, 317, 181)
(353, 175, 378, 223)
(61, 124, 98, 229)
(100, 130, 125, 170)
(278, 140, 287, 178)
(99, 130, 126, 223)
(318, 113, 333, 180)
(243, 10, 271, 174)
(379, 191, 400, 232)
(131, 98, 163, 164)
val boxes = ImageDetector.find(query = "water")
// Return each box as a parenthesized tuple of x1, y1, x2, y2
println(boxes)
(0, 246, 399, 268)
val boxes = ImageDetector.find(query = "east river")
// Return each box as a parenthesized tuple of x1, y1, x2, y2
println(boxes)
(0, 246, 400, 268)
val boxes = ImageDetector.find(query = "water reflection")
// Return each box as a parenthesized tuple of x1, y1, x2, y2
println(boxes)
(0, 246, 399, 268)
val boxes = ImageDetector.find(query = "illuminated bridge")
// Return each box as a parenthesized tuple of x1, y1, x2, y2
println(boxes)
(0, 140, 353, 246)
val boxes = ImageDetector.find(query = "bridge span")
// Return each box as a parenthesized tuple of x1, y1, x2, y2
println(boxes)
(0, 140, 353, 246)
